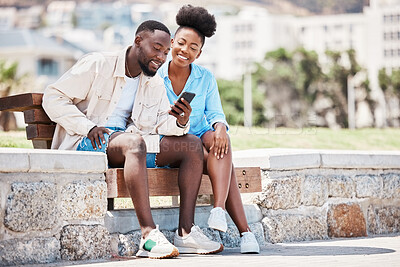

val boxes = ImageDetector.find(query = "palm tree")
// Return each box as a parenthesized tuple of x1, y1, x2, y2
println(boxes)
(0, 60, 25, 131)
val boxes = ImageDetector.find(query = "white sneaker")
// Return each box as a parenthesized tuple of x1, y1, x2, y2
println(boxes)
(174, 225, 223, 254)
(240, 231, 260, 254)
(136, 226, 179, 259)
(208, 207, 228, 232)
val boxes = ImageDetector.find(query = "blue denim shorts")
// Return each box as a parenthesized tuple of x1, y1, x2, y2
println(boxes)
(76, 127, 158, 168)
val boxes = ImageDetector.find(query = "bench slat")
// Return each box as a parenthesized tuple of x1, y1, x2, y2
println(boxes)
(26, 124, 56, 140)
(106, 167, 261, 198)
(0, 93, 43, 112)
(24, 109, 53, 124)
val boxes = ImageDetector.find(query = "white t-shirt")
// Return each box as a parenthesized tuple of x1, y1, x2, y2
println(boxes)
(106, 75, 139, 129)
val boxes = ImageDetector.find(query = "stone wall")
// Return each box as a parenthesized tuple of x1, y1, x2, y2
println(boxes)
(1, 148, 399, 265)
(0, 148, 109, 266)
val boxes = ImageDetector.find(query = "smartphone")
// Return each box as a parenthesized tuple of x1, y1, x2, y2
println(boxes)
(171, 92, 196, 115)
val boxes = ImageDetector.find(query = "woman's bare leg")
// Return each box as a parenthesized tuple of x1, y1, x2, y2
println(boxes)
(225, 167, 250, 234)
(202, 131, 250, 234)
(201, 131, 232, 209)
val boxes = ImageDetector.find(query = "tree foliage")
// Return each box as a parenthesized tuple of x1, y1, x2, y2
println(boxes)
(217, 77, 266, 127)
(249, 47, 367, 128)
(379, 68, 400, 95)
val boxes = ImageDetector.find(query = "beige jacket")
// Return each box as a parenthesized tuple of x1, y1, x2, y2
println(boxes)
(43, 46, 189, 153)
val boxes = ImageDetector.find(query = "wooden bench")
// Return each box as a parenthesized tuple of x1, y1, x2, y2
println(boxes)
(0, 93, 262, 210)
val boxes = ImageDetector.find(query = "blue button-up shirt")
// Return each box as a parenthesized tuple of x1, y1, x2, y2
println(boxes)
(158, 62, 229, 138)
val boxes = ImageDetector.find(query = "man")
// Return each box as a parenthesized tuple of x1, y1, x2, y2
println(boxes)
(43, 20, 223, 259)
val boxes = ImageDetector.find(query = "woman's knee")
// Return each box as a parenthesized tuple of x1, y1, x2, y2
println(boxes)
(184, 134, 203, 153)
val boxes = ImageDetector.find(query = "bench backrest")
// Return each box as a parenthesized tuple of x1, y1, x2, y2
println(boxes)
(0, 93, 54, 149)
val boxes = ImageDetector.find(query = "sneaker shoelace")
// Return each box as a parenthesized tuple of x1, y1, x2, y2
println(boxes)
(191, 226, 212, 242)
(148, 227, 170, 245)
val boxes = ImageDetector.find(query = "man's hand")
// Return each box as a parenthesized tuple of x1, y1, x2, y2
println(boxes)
(169, 97, 191, 126)
(87, 126, 111, 150)
(210, 123, 229, 160)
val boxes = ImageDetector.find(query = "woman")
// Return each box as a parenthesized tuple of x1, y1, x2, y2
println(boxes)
(158, 5, 260, 254)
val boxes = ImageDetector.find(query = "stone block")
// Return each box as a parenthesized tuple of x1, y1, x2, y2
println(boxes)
(320, 150, 400, 169)
(354, 174, 382, 198)
(201, 227, 223, 244)
(328, 175, 354, 198)
(220, 226, 240, 248)
(233, 148, 321, 169)
(0, 148, 29, 172)
(268, 152, 321, 170)
(105, 205, 263, 234)
(116, 231, 141, 256)
(4, 182, 58, 232)
(60, 224, 111, 260)
(327, 203, 367, 237)
(367, 205, 400, 234)
(262, 213, 327, 243)
(61, 180, 107, 220)
(382, 173, 400, 199)
(301, 175, 328, 206)
(28, 149, 107, 173)
(256, 175, 301, 209)
(0, 237, 60, 266)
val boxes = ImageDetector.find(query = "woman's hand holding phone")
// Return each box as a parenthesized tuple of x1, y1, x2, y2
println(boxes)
(169, 92, 195, 126)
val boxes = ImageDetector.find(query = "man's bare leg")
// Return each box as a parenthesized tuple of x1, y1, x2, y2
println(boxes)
(155, 134, 204, 236)
(107, 132, 156, 238)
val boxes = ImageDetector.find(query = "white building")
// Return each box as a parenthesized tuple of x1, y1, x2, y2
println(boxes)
(0, 8, 16, 30)
(46, 1, 76, 29)
(363, 0, 400, 127)
(197, 7, 277, 80)
(293, 13, 367, 69)
(0, 29, 83, 89)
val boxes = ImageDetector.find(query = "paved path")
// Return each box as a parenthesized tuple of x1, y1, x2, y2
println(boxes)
(28, 235, 400, 267)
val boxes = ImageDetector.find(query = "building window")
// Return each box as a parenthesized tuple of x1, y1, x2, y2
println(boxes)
(383, 15, 388, 23)
(37, 59, 59, 76)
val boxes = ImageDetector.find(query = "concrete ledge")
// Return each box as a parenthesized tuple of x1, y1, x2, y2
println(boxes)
(320, 150, 400, 169)
(0, 148, 107, 173)
(233, 148, 400, 170)
(105, 204, 262, 234)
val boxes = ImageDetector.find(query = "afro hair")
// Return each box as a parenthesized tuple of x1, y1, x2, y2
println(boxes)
(176, 5, 216, 39)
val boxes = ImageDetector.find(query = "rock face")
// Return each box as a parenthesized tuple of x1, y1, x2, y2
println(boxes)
(257, 174, 302, 209)
(327, 203, 367, 237)
(60, 225, 111, 260)
(61, 180, 107, 220)
(262, 213, 328, 243)
(4, 182, 58, 232)
(328, 175, 355, 198)
(367, 205, 400, 234)
(301, 175, 328, 206)
(0, 237, 60, 266)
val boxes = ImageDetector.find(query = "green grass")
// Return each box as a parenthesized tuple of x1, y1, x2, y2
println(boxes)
(1, 127, 400, 151)
(229, 126, 400, 151)
(0, 130, 33, 148)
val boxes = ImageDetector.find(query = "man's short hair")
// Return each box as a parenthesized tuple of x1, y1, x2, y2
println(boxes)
(135, 20, 170, 36)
